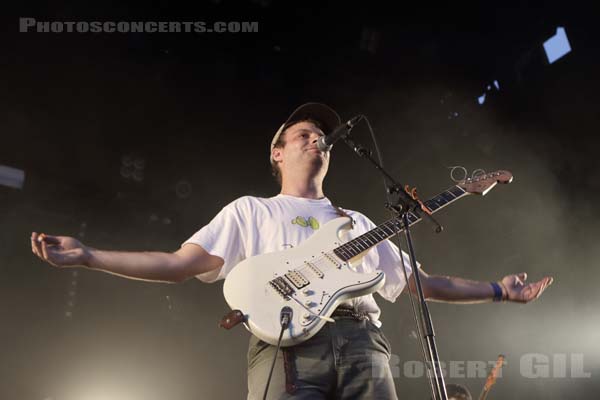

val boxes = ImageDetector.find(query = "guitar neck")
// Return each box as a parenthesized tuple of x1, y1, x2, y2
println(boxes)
(333, 185, 468, 261)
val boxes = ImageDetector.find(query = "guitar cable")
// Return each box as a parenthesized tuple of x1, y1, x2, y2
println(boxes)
(262, 306, 293, 400)
(289, 295, 335, 323)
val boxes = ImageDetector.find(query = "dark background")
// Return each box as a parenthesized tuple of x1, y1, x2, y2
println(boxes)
(1, 2, 599, 399)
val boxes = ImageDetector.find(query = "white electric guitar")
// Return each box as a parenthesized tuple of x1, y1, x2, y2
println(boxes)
(223, 171, 513, 346)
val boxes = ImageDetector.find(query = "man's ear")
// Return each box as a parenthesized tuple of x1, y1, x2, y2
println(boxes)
(272, 147, 283, 163)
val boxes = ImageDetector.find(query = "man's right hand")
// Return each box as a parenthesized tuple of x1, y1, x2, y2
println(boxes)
(30, 231, 223, 282)
(31, 232, 90, 268)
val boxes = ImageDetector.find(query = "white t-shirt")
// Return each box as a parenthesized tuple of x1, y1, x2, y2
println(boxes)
(182, 194, 416, 326)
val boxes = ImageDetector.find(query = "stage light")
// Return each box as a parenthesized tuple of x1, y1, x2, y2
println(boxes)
(132, 168, 144, 182)
(477, 80, 500, 105)
(133, 157, 145, 170)
(119, 165, 133, 178)
(360, 27, 381, 54)
(121, 155, 133, 167)
(120, 154, 145, 182)
(0, 164, 25, 189)
(175, 179, 192, 199)
(543, 27, 571, 64)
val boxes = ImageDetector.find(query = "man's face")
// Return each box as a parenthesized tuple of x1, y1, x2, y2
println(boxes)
(272, 120, 330, 179)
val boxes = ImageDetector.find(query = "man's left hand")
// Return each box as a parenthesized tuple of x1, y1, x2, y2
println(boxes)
(500, 273, 554, 303)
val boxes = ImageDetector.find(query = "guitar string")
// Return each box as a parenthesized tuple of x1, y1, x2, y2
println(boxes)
(287, 186, 468, 289)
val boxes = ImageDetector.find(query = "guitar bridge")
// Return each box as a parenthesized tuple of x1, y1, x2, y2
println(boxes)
(269, 276, 295, 299)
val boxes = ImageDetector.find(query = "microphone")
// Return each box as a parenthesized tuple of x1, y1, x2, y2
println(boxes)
(316, 115, 363, 152)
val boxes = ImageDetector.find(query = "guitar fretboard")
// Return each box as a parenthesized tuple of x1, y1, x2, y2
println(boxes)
(333, 185, 467, 261)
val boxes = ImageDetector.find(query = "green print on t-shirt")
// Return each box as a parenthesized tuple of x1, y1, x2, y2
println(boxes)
(291, 216, 320, 230)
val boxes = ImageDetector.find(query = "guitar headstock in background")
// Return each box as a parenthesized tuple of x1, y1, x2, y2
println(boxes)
(458, 170, 513, 196)
(479, 354, 505, 400)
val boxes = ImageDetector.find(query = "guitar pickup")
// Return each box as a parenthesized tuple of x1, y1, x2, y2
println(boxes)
(284, 270, 310, 289)
(305, 261, 324, 279)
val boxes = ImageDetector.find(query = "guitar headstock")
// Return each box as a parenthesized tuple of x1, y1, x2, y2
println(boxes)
(458, 170, 513, 196)
(483, 354, 505, 393)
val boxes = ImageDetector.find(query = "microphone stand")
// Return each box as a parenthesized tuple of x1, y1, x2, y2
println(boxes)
(340, 132, 448, 400)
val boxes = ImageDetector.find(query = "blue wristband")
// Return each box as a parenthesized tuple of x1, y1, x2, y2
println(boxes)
(490, 282, 503, 302)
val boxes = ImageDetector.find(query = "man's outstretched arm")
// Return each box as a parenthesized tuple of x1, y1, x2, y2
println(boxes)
(409, 268, 554, 304)
(30, 231, 223, 283)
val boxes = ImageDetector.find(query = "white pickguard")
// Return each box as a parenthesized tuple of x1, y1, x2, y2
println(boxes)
(222, 217, 385, 347)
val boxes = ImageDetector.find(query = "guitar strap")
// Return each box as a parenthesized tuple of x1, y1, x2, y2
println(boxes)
(283, 349, 298, 394)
